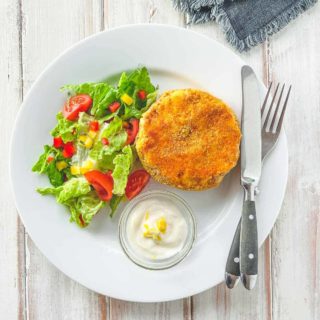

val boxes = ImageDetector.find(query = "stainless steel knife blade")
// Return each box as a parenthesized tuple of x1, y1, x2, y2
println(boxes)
(241, 66, 262, 186)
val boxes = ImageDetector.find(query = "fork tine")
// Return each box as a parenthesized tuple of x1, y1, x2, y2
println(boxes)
(270, 84, 285, 132)
(263, 83, 280, 131)
(261, 82, 272, 116)
(275, 85, 292, 133)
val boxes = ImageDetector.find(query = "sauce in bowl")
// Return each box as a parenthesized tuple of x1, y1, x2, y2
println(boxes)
(119, 191, 196, 269)
(126, 198, 188, 260)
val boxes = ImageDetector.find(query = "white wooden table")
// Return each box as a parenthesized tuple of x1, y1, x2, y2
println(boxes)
(1, 1, 319, 319)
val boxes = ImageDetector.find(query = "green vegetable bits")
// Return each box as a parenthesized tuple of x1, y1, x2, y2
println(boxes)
(33, 67, 157, 228)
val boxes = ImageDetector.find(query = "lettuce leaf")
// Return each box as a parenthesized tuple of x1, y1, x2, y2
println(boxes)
(90, 143, 117, 171)
(37, 179, 105, 228)
(61, 83, 117, 118)
(32, 145, 66, 187)
(66, 192, 105, 227)
(77, 112, 94, 134)
(37, 177, 91, 203)
(108, 131, 127, 150)
(112, 145, 133, 195)
(109, 195, 124, 217)
(117, 68, 157, 120)
(100, 116, 123, 139)
(36, 186, 61, 196)
(61, 67, 157, 121)
(51, 112, 77, 143)
(122, 91, 158, 120)
(118, 67, 155, 96)
(46, 160, 64, 187)
(32, 145, 54, 174)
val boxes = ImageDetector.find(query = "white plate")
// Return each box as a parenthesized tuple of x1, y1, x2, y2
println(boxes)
(10, 25, 288, 302)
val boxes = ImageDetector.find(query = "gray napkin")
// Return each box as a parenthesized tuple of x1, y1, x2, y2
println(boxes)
(173, 0, 317, 51)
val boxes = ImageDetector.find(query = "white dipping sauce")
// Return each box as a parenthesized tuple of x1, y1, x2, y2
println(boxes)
(126, 198, 188, 260)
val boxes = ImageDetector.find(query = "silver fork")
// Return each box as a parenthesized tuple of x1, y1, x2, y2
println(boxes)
(225, 82, 292, 289)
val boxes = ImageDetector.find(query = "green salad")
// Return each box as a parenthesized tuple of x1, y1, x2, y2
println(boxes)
(33, 67, 157, 227)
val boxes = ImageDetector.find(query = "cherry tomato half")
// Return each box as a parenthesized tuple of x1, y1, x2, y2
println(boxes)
(84, 170, 114, 202)
(62, 94, 92, 121)
(125, 170, 150, 200)
(125, 119, 139, 145)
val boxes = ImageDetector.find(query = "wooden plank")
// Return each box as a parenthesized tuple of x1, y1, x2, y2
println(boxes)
(0, 1, 25, 319)
(188, 24, 273, 319)
(105, 0, 184, 27)
(21, 1, 107, 319)
(268, 6, 320, 320)
(104, 1, 188, 318)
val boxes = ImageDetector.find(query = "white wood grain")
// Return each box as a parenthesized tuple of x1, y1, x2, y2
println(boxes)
(0, 1, 25, 319)
(105, 0, 185, 27)
(20, 1, 106, 319)
(268, 5, 320, 320)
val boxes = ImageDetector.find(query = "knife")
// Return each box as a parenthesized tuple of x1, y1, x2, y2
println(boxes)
(225, 65, 261, 290)
(239, 65, 261, 289)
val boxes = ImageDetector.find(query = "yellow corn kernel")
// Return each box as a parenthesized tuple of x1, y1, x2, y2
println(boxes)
(82, 159, 94, 169)
(145, 212, 150, 221)
(88, 130, 97, 139)
(143, 226, 161, 241)
(143, 230, 150, 238)
(156, 217, 167, 234)
(70, 165, 81, 175)
(56, 161, 68, 171)
(153, 233, 161, 241)
(78, 135, 87, 144)
(84, 136, 93, 149)
(80, 167, 90, 174)
(80, 160, 94, 174)
(121, 93, 133, 105)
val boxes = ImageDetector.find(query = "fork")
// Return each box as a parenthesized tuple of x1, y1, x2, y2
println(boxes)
(225, 82, 292, 289)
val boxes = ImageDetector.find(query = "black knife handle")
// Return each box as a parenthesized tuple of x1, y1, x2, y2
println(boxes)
(225, 219, 241, 288)
(240, 199, 258, 289)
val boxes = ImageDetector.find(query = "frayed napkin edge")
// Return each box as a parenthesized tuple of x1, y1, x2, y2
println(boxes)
(173, 0, 318, 52)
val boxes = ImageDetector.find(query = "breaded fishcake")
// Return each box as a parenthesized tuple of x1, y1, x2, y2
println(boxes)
(136, 89, 241, 190)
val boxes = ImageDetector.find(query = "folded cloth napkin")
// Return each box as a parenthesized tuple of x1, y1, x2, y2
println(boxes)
(173, 0, 317, 51)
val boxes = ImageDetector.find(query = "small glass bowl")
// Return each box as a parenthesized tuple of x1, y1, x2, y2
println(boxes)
(119, 190, 196, 270)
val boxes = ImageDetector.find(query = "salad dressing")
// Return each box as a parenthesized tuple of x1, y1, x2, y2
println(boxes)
(126, 198, 188, 260)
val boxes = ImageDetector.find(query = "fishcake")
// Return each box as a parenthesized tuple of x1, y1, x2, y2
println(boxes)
(136, 89, 241, 190)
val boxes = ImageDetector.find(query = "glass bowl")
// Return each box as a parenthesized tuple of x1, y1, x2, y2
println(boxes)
(119, 190, 196, 270)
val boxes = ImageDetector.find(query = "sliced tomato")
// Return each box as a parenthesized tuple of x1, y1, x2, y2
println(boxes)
(62, 142, 75, 158)
(62, 94, 92, 121)
(89, 121, 99, 131)
(125, 119, 139, 145)
(53, 136, 64, 148)
(125, 170, 150, 200)
(101, 137, 109, 145)
(137, 90, 147, 100)
(84, 170, 113, 202)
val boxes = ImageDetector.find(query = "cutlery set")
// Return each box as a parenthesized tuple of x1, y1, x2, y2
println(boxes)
(225, 66, 291, 290)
